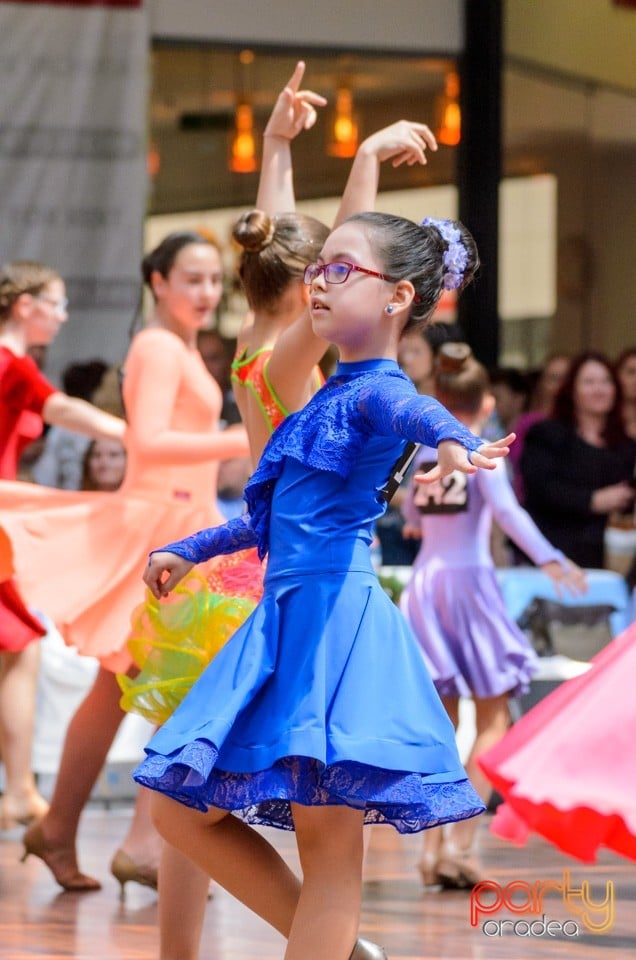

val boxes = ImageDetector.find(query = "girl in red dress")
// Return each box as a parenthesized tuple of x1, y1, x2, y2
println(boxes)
(0, 260, 124, 830)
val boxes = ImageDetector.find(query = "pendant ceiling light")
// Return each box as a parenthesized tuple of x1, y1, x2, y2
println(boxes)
(436, 71, 461, 147)
(327, 86, 359, 159)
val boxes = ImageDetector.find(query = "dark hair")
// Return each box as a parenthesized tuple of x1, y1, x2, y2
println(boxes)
(615, 346, 636, 373)
(233, 209, 329, 311)
(401, 319, 464, 352)
(434, 342, 490, 415)
(344, 212, 479, 332)
(62, 360, 108, 400)
(141, 231, 218, 297)
(551, 350, 627, 447)
(0, 260, 61, 322)
(488, 367, 531, 398)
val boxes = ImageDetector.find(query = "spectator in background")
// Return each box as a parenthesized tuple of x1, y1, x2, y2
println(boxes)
(398, 321, 463, 398)
(508, 352, 571, 503)
(31, 360, 108, 490)
(615, 346, 636, 441)
(80, 438, 127, 493)
(197, 328, 241, 427)
(483, 367, 531, 442)
(216, 454, 252, 520)
(521, 351, 636, 569)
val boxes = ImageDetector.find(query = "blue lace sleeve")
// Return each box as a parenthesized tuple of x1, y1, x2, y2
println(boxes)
(359, 379, 483, 452)
(151, 514, 258, 565)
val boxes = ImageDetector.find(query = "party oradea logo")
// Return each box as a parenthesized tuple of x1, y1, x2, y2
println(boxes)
(470, 870, 615, 938)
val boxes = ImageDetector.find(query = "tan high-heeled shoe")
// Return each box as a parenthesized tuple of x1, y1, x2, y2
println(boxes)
(436, 844, 485, 890)
(0, 791, 49, 831)
(417, 853, 444, 892)
(21, 820, 101, 892)
(349, 938, 388, 960)
(110, 848, 158, 899)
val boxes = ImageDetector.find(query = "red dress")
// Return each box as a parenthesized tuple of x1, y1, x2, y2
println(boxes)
(479, 622, 636, 862)
(0, 346, 57, 651)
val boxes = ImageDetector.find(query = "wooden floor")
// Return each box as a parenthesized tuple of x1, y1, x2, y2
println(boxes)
(1, 805, 635, 960)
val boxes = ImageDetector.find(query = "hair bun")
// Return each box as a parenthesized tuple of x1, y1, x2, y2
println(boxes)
(436, 341, 473, 373)
(232, 210, 275, 254)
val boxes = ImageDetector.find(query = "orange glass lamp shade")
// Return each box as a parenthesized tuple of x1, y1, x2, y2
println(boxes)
(327, 87, 358, 159)
(436, 72, 461, 147)
(146, 142, 160, 178)
(230, 102, 257, 173)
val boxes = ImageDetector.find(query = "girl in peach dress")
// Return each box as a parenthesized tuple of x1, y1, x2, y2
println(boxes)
(2, 233, 249, 891)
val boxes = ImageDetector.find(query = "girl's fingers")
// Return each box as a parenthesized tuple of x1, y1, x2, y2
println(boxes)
(415, 464, 442, 484)
(296, 89, 328, 107)
(286, 61, 306, 93)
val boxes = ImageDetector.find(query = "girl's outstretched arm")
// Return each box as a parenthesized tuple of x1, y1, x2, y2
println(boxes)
(361, 378, 512, 478)
(144, 514, 258, 599)
(334, 120, 437, 227)
(256, 61, 326, 214)
(418, 434, 514, 482)
(43, 393, 126, 443)
(477, 461, 587, 597)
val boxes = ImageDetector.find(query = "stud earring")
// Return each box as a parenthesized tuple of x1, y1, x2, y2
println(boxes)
(385, 304, 394, 314)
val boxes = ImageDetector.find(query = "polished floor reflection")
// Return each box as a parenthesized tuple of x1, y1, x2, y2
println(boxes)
(1, 807, 635, 959)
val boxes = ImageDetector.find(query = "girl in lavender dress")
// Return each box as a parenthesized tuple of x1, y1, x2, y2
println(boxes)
(400, 340, 586, 890)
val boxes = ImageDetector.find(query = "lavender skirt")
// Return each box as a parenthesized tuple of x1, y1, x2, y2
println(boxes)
(400, 562, 539, 699)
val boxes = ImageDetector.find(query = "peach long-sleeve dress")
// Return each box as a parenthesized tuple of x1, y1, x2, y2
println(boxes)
(0, 327, 249, 673)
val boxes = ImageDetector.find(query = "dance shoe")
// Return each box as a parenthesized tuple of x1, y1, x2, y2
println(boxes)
(110, 848, 158, 898)
(20, 820, 101, 892)
(435, 844, 484, 890)
(0, 791, 49, 831)
(417, 852, 444, 892)
(349, 938, 388, 960)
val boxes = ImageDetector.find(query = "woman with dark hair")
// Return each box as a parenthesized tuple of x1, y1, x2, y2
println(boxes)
(521, 351, 635, 569)
(615, 346, 636, 441)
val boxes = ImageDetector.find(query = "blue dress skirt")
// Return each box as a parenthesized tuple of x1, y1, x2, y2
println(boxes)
(134, 360, 485, 833)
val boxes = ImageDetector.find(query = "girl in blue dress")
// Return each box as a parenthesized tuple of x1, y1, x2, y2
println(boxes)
(136, 212, 513, 960)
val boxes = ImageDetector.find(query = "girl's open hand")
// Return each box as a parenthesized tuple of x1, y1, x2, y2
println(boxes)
(541, 559, 588, 598)
(359, 120, 437, 168)
(143, 551, 194, 600)
(415, 434, 514, 484)
(263, 61, 327, 141)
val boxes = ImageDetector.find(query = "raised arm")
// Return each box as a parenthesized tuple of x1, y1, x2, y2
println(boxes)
(256, 61, 326, 215)
(334, 120, 437, 227)
(264, 308, 328, 417)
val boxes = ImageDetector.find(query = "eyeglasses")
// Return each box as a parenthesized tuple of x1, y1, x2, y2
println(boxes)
(303, 260, 397, 286)
(36, 295, 69, 315)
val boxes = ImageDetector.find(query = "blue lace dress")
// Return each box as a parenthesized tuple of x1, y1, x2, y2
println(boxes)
(133, 359, 486, 833)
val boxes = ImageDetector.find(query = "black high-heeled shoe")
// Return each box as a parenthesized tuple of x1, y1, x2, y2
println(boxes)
(349, 938, 388, 960)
